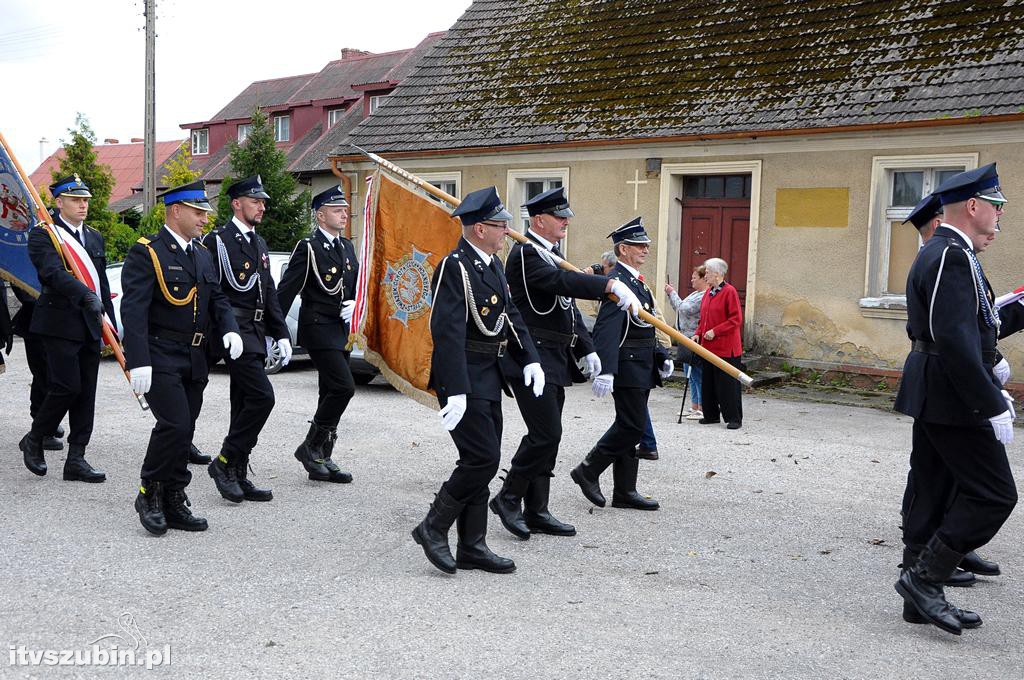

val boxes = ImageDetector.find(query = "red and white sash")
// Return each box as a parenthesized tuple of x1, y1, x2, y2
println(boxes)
(51, 225, 114, 338)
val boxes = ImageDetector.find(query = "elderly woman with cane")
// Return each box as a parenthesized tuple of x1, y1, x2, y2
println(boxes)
(693, 257, 743, 429)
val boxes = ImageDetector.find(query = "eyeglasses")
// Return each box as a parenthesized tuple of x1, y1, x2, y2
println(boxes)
(480, 220, 510, 229)
(975, 196, 1006, 211)
(628, 243, 651, 251)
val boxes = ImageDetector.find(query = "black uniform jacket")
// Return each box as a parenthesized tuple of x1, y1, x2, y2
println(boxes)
(429, 237, 540, 402)
(592, 262, 669, 390)
(10, 284, 36, 337)
(276, 228, 359, 352)
(894, 226, 1005, 425)
(26, 215, 116, 342)
(502, 231, 605, 387)
(201, 220, 288, 356)
(120, 227, 238, 380)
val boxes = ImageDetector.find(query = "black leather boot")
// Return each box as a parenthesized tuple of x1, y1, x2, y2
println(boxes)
(134, 481, 167, 536)
(895, 535, 966, 635)
(162, 488, 208, 531)
(411, 486, 463, 574)
(456, 501, 516, 573)
(902, 546, 975, 587)
(570, 449, 615, 507)
(488, 470, 531, 539)
(960, 550, 1000, 577)
(207, 454, 244, 503)
(42, 435, 63, 451)
(636, 446, 659, 461)
(19, 432, 46, 476)
(188, 443, 212, 465)
(523, 474, 576, 536)
(293, 422, 331, 481)
(321, 427, 353, 483)
(63, 444, 106, 483)
(611, 455, 659, 510)
(236, 456, 273, 502)
(901, 600, 981, 629)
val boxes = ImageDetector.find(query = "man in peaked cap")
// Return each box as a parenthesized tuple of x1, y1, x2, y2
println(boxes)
(490, 186, 641, 540)
(201, 175, 290, 504)
(570, 217, 672, 513)
(411, 186, 544, 575)
(904, 192, 943, 242)
(18, 174, 116, 483)
(277, 185, 360, 484)
(893, 162, 1015, 635)
(121, 180, 242, 535)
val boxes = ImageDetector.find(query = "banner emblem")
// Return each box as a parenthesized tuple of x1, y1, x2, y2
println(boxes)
(382, 247, 433, 327)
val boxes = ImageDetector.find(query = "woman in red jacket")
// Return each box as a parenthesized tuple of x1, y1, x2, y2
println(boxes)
(693, 257, 743, 429)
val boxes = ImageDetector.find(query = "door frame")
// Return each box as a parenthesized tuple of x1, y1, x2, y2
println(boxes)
(656, 160, 762, 339)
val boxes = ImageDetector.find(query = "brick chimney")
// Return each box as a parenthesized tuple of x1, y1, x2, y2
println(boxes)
(103, 138, 119, 144)
(340, 48, 370, 60)
(130, 137, 144, 143)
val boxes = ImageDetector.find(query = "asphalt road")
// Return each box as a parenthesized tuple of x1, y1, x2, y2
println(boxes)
(1, 344, 1021, 679)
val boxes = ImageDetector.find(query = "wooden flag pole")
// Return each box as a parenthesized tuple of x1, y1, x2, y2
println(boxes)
(351, 146, 754, 387)
(0, 130, 149, 410)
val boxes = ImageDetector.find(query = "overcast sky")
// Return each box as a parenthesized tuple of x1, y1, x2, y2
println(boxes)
(1, 0, 471, 171)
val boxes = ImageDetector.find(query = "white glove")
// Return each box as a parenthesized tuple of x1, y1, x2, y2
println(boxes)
(989, 410, 1014, 445)
(660, 359, 675, 379)
(277, 338, 292, 366)
(223, 332, 243, 360)
(592, 373, 613, 398)
(609, 280, 641, 315)
(994, 358, 1012, 386)
(439, 394, 467, 431)
(1000, 389, 1016, 420)
(583, 352, 602, 377)
(341, 300, 355, 324)
(523, 362, 546, 398)
(130, 366, 152, 395)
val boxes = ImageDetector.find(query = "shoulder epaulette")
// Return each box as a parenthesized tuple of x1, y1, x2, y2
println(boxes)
(137, 237, 151, 245)
(195, 241, 209, 250)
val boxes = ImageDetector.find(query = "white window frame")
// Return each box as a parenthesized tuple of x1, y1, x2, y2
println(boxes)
(273, 115, 291, 142)
(506, 168, 570, 253)
(369, 94, 390, 114)
(327, 108, 346, 128)
(860, 153, 977, 318)
(191, 128, 208, 155)
(416, 171, 462, 209)
(237, 123, 251, 143)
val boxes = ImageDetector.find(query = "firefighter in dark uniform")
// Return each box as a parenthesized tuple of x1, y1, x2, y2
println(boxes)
(412, 186, 544, 575)
(277, 185, 359, 483)
(10, 284, 64, 451)
(571, 218, 672, 512)
(0, 279, 10, 373)
(491, 186, 641, 539)
(893, 163, 1016, 635)
(18, 175, 115, 482)
(201, 176, 290, 503)
(122, 181, 242, 535)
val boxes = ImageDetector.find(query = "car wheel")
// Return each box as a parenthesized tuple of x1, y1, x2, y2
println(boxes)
(265, 340, 284, 375)
(353, 372, 374, 385)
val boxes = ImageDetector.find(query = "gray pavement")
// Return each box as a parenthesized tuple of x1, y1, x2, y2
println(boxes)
(1, 342, 1021, 679)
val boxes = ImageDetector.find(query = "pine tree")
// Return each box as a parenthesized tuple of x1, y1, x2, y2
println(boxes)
(217, 107, 311, 251)
(139, 141, 203, 233)
(53, 114, 138, 261)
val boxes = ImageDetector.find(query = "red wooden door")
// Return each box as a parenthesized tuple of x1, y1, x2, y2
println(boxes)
(680, 197, 750, 308)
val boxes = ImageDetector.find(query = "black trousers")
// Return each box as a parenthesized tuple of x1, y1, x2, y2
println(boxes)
(509, 381, 565, 480)
(21, 334, 49, 419)
(30, 336, 100, 447)
(222, 352, 275, 462)
(902, 419, 1018, 554)
(593, 386, 649, 459)
(442, 397, 503, 506)
(141, 367, 206, 491)
(701, 355, 743, 424)
(307, 348, 356, 427)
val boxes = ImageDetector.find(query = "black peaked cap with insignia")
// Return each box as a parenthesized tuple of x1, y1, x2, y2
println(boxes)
(523, 186, 574, 218)
(227, 175, 270, 200)
(451, 186, 513, 226)
(608, 216, 650, 244)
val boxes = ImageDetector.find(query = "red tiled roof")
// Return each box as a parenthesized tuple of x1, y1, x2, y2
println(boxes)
(30, 140, 185, 203)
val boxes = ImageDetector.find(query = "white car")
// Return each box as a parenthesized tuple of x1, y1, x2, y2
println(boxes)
(106, 252, 377, 381)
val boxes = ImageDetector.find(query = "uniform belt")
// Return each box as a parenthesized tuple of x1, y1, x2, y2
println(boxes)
(466, 339, 507, 357)
(309, 302, 344, 318)
(912, 339, 995, 365)
(233, 307, 265, 322)
(529, 327, 577, 347)
(151, 327, 206, 346)
(621, 338, 657, 348)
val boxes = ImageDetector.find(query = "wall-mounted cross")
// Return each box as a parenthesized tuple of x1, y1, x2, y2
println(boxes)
(626, 169, 648, 211)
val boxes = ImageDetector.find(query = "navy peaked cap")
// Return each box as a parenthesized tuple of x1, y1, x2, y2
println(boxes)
(50, 174, 92, 199)
(523, 186, 574, 218)
(607, 216, 650, 244)
(451, 186, 513, 226)
(160, 180, 213, 211)
(227, 175, 269, 200)
(903, 193, 943, 230)
(312, 185, 349, 211)
(936, 163, 1006, 206)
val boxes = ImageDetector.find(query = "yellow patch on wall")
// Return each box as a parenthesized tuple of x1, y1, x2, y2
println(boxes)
(775, 188, 849, 228)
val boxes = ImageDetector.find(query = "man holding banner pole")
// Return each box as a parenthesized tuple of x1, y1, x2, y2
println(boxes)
(18, 175, 115, 482)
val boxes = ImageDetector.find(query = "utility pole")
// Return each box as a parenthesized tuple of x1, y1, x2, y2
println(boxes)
(143, 0, 156, 212)
(38, 137, 48, 166)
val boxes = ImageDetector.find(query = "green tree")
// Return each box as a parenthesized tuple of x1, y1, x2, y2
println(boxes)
(139, 141, 204, 234)
(217, 107, 311, 251)
(52, 113, 138, 261)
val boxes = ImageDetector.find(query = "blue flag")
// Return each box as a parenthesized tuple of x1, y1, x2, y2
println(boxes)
(0, 141, 41, 295)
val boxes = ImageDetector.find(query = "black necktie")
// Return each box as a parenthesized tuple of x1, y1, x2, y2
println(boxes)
(186, 242, 193, 257)
(69, 228, 82, 245)
(551, 245, 562, 258)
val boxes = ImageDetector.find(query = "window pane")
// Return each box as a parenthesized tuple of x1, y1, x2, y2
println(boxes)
(706, 176, 725, 198)
(274, 116, 290, 142)
(683, 177, 700, 198)
(549, 179, 562, 189)
(725, 175, 745, 198)
(887, 220, 919, 294)
(935, 169, 960, 188)
(238, 124, 250, 143)
(191, 129, 207, 155)
(743, 175, 752, 198)
(892, 171, 923, 206)
(525, 181, 545, 199)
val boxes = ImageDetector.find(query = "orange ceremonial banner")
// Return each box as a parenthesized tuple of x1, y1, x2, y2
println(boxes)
(352, 170, 461, 408)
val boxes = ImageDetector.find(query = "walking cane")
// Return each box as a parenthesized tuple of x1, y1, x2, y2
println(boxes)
(677, 366, 690, 424)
